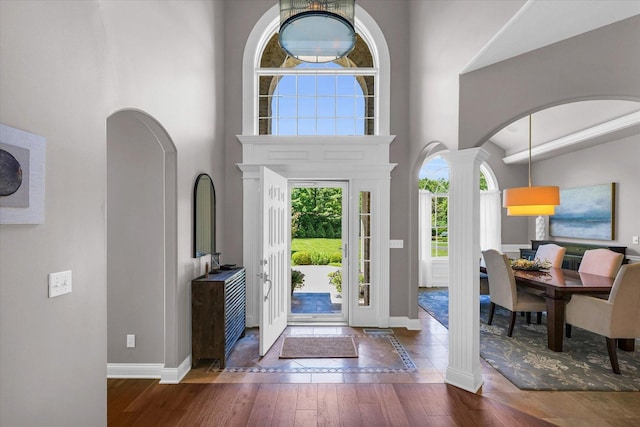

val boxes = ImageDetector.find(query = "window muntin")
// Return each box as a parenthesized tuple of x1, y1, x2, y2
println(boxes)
(258, 71, 375, 136)
(359, 191, 371, 306)
(257, 34, 376, 136)
(419, 156, 489, 258)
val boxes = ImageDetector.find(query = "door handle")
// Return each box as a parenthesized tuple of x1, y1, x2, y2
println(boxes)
(264, 279, 273, 301)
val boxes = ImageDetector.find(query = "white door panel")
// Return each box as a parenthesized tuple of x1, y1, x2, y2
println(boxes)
(259, 167, 289, 356)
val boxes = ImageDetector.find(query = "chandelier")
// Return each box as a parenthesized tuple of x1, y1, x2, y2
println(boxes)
(503, 115, 560, 216)
(279, 0, 356, 63)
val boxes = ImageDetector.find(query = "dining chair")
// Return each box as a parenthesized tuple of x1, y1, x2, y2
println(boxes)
(535, 243, 566, 268)
(482, 249, 547, 337)
(578, 248, 624, 278)
(521, 244, 567, 306)
(565, 263, 640, 374)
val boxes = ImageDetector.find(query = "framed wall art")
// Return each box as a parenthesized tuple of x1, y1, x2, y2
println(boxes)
(0, 124, 46, 224)
(549, 183, 615, 241)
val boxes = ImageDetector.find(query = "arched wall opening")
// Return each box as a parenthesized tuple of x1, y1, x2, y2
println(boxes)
(106, 109, 177, 379)
(459, 16, 640, 150)
(448, 15, 640, 392)
(414, 145, 500, 291)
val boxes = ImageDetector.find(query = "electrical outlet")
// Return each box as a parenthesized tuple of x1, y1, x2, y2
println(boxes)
(390, 239, 404, 249)
(633, 236, 639, 245)
(126, 334, 136, 348)
(48, 270, 72, 298)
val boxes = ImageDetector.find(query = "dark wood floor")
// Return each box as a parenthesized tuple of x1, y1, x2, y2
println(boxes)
(107, 379, 553, 426)
(108, 309, 640, 426)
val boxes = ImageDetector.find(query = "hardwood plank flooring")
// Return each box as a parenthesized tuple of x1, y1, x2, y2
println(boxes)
(107, 311, 640, 426)
(108, 381, 553, 426)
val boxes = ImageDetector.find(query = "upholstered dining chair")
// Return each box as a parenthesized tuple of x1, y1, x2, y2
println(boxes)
(565, 263, 640, 374)
(521, 244, 567, 306)
(482, 249, 547, 337)
(578, 248, 624, 278)
(535, 243, 566, 268)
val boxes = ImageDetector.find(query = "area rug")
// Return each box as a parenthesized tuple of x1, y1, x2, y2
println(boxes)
(419, 289, 640, 391)
(280, 336, 357, 358)
(208, 329, 416, 373)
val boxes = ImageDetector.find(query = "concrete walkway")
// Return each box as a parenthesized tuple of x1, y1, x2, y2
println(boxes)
(292, 265, 341, 304)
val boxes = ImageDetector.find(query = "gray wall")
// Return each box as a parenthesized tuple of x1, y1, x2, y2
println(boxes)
(405, 1, 525, 317)
(107, 112, 165, 363)
(0, 3, 112, 425)
(1, 2, 637, 424)
(458, 14, 640, 260)
(459, 15, 640, 151)
(221, 0, 414, 317)
(221, 0, 271, 269)
(534, 134, 640, 258)
(0, 1, 224, 425)
(99, 0, 226, 370)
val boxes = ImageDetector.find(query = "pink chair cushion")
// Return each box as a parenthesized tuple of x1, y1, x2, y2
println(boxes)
(535, 244, 566, 268)
(578, 249, 624, 278)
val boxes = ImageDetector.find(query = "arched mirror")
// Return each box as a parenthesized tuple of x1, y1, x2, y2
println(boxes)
(193, 173, 216, 258)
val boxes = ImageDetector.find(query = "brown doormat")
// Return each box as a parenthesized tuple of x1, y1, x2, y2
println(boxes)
(279, 336, 358, 359)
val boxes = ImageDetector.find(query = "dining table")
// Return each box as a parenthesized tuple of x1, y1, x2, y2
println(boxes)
(511, 267, 634, 352)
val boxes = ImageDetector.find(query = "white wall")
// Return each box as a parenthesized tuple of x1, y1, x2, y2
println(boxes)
(0, 1, 224, 425)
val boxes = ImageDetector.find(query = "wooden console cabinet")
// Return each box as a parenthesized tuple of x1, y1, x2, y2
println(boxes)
(520, 240, 627, 271)
(191, 268, 246, 368)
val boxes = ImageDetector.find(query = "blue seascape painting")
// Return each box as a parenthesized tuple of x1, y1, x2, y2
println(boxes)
(549, 183, 615, 240)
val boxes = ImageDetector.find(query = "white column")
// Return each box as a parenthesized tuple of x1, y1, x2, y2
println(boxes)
(441, 148, 489, 393)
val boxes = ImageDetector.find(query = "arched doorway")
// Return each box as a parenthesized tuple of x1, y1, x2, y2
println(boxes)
(106, 110, 177, 381)
(418, 154, 500, 288)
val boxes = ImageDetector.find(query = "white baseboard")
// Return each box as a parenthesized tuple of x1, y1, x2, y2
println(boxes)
(445, 366, 484, 394)
(107, 363, 163, 379)
(106, 354, 191, 384)
(160, 355, 191, 384)
(389, 316, 422, 330)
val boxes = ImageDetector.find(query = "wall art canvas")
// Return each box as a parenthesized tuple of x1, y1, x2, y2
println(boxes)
(549, 183, 615, 240)
(0, 124, 46, 224)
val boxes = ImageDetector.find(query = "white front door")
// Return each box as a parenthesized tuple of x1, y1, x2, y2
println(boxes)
(259, 166, 289, 356)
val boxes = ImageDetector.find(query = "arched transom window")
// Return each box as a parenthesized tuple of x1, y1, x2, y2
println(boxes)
(257, 34, 377, 136)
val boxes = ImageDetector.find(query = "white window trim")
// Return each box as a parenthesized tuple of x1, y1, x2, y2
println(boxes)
(242, 4, 390, 136)
(239, 4, 393, 328)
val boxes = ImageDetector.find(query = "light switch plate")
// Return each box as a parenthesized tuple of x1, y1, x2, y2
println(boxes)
(48, 270, 72, 298)
(633, 236, 639, 245)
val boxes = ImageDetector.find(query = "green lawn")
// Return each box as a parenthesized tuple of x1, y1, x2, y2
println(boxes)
(431, 241, 449, 257)
(291, 238, 342, 254)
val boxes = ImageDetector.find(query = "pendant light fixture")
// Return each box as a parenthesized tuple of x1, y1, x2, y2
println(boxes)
(279, 0, 356, 63)
(503, 115, 560, 216)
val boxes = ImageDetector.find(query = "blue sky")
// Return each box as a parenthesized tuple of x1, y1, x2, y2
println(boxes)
(419, 156, 449, 180)
(271, 62, 368, 135)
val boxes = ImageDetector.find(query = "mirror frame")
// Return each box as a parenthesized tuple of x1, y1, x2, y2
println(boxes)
(193, 173, 216, 258)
